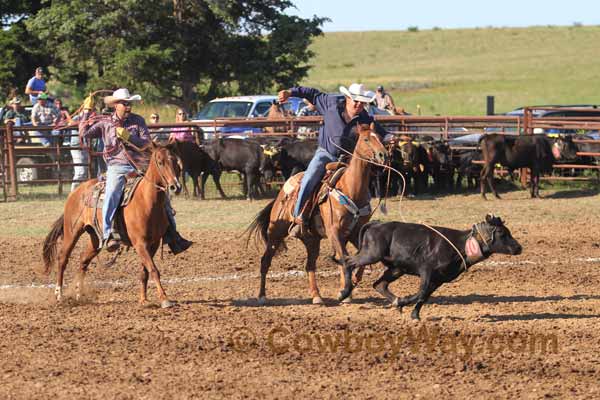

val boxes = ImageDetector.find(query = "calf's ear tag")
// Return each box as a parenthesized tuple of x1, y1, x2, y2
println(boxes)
(465, 237, 482, 259)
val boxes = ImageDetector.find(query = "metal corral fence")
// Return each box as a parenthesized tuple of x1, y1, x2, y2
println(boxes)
(2, 108, 600, 201)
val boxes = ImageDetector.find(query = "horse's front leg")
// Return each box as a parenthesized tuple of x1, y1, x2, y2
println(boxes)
(138, 264, 149, 306)
(76, 233, 100, 302)
(348, 226, 367, 285)
(134, 241, 173, 308)
(328, 229, 353, 303)
(300, 235, 323, 304)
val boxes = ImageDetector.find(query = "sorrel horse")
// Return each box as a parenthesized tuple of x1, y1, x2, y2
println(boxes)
(42, 142, 182, 308)
(247, 123, 388, 304)
(265, 101, 294, 133)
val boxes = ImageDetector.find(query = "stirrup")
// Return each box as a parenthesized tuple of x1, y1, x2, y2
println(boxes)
(104, 237, 121, 253)
(288, 217, 306, 238)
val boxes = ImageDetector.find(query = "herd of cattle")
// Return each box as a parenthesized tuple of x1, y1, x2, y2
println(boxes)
(171, 132, 598, 200)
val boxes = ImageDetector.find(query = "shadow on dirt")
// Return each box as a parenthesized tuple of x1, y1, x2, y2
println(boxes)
(543, 189, 599, 199)
(430, 293, 600, 305)
(479, 312, 600, 322)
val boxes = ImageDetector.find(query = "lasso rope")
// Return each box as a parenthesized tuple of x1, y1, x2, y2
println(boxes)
(330, 132, 470, 276)
(329, 136, 407, 222)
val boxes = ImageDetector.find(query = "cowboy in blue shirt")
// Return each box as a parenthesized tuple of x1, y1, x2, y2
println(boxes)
(278, 83, 394, 237)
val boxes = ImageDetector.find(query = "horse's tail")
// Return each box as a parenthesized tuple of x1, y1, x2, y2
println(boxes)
(245, 199, 275, 249)
(42, 214, 65, 274)
(357, 220, 380, 252)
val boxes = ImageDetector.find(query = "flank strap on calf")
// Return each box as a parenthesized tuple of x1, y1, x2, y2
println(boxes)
(329, 188, 371, 233)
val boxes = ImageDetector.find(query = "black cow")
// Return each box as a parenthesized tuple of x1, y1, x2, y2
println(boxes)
(369, 142, 405, 198)
(574, 134, 600, 164)
(397, 140, 429, 196)
(204, 138, 271, 200)
(479, 134, 578, 199)
(172, 141, 226, 200)
(261, 138, 317, 181)
(424, 141, 453, 192)
(453, 149, 482, 191)
(343, 215, 522, 320)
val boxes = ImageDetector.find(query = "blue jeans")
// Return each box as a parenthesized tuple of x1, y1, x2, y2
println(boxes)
(165, 196, 177, 230)
(294, 147, 337, 217)
(103, 164, 135, 240)
(103, 164, 177, 240)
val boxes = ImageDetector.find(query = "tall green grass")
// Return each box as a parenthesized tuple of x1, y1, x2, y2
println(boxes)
(50, 26, 600, 118)
(301, 25, 600, 115)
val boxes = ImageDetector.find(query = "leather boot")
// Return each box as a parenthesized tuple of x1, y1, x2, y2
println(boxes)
(172, 231, 193, 254)
(164, 225, 192, 255)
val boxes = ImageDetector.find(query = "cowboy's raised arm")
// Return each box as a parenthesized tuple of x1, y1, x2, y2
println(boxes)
(288, 86, 334, 115)
(79, 110, 102, 139)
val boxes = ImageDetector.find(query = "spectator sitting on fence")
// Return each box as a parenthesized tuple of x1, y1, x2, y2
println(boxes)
(25, 67, 47, 105)
(3, 97, 31, 143)
(168, 108, 195, 143)
(31, 93, 60, 147)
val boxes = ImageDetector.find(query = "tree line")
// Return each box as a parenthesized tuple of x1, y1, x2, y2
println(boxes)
(0, 0, 327, 111)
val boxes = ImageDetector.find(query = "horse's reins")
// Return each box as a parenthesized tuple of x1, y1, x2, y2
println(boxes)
(121, 141, 170, 192)
(329, 136, 407, 221)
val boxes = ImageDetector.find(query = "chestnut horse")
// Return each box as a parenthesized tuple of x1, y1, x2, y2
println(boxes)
(42, 143, 182, 308)
(247, 123, 388, 304)
(265, 101, 294, 133)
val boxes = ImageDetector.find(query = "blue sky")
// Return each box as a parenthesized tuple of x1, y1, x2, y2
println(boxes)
(286, 0, 598, 31)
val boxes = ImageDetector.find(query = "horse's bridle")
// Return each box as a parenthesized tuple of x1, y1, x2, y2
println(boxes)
(358, 131, 387, 164)
(122, 142, 172, 192)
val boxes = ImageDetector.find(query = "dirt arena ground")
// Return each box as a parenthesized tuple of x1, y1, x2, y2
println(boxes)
(1, 188, 600, 399)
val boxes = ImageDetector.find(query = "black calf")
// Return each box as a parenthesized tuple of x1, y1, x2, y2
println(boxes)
(343, 215, 522, 320)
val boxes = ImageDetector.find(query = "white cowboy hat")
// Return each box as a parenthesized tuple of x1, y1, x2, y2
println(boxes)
(104, 88, 142, 106)
(339, 83, 376, 103)
(8, 97, 21, 105)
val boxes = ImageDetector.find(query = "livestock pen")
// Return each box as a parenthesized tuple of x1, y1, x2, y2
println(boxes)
(2, 109, 600, 201)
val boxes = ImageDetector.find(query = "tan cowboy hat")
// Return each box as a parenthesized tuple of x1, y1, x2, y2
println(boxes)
(104, 88, 142, 106)
(339, 83, 376, 103)
(8, 97, 21, 105)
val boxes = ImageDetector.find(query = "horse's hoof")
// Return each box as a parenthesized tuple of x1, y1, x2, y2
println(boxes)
(312, 296, 324, 305)
(341, 296, 353, 304)
(392, 297, 400, 307)
(161, 300, 175, 308)
(257, 296, 267, 306)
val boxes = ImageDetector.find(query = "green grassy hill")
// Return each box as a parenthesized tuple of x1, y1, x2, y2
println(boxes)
(300, 26, 600, 115)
